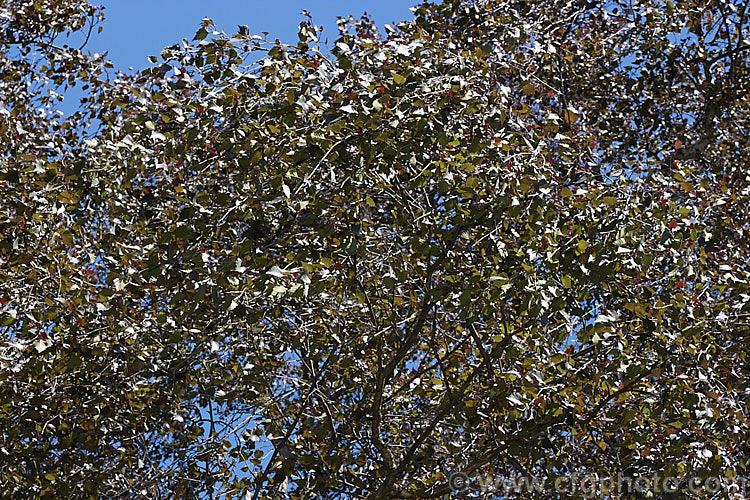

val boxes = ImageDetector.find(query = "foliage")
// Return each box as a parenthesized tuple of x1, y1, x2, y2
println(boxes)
(2, 0, 750, 498)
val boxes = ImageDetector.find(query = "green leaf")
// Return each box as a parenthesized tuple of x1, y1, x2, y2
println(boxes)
(194, 27, 209, 40)
(561, 275, 571, 288)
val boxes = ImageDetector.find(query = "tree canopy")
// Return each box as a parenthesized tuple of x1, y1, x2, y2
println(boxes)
(2, 0, 750, 498)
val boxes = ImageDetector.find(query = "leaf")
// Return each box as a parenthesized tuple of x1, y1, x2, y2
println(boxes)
(563, 109, 579, 123)
(507, 393, 524, 406)
(34, 340, 50, 353)
(267, 266, 285, 278)
(67, 354, 83, 370)
(561, 275, 572, 288)
(60, 231, 74, 246)
(624, 303, 647, 317)
(194, 27, 209, 40)
(382, 276, 396, 289)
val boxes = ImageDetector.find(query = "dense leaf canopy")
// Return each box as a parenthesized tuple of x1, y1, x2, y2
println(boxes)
(2, 0, 750, 498)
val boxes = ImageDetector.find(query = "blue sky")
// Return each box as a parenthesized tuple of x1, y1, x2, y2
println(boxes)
(88, 1, 417, 70)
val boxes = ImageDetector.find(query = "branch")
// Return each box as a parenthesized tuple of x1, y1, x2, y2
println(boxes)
(373, 360, 490, 498)
(372, 328, 503, 499)
(77, 13, 96, 51)
(581, 363, 661, 427)
(250, 348, 337, 500)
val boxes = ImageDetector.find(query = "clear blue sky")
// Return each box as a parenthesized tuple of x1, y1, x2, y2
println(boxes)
(88, 1, 417, 70)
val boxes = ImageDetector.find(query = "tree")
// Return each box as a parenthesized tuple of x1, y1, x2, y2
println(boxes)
(2, 0, 750, 498)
